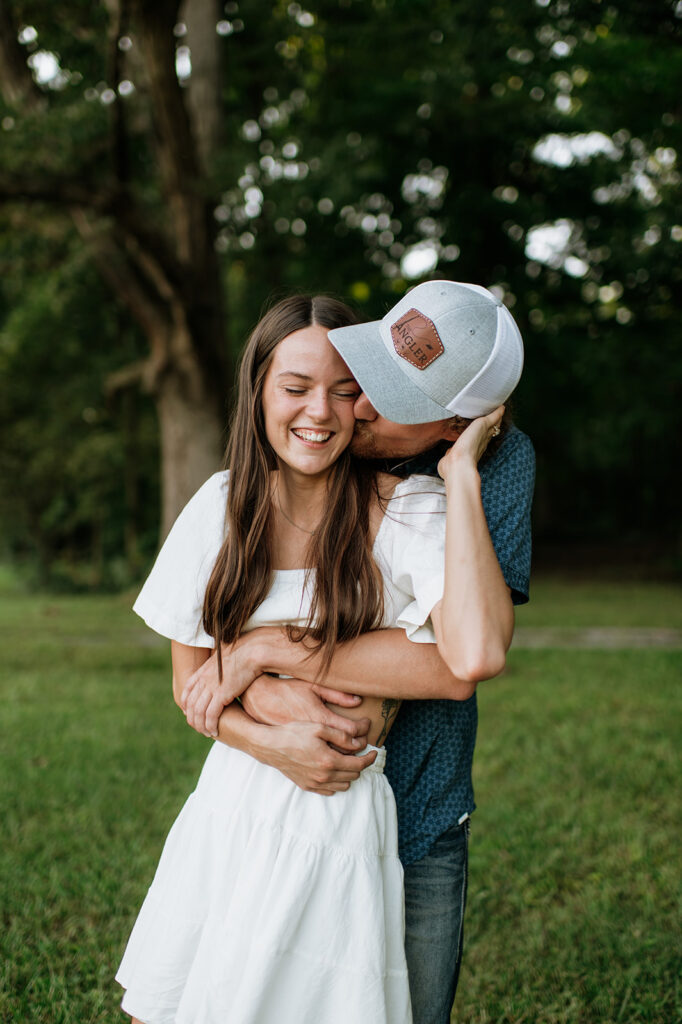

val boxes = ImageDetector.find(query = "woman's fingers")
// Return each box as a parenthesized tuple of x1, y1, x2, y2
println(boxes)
(205, 693, 229, 737)
(180, 672, 197, 711)
(311, 684, 361, 707)
(438, 404, 506, 478)
(186, 686, 214, 736)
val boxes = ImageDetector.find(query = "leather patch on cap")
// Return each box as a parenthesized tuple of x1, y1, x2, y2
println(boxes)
(390, 308, 444, 370)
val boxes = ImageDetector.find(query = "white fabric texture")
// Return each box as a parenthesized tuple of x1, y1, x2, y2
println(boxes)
(118, 471, 447, 1024)
(133, 471, 447, 648)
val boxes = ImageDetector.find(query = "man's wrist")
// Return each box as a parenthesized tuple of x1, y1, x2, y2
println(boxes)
(247, 627, 305, 680)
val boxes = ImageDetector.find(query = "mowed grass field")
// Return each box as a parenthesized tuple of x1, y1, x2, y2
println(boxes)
(1, 571, 680, 1023)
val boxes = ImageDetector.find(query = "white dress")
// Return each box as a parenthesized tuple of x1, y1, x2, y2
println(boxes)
(116, 472, 447, 1024)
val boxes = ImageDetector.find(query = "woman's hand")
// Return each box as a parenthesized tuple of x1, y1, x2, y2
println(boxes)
(181, 655, 234, 737)
(180, 638, 261, 737)
(437, 405, 505, 481)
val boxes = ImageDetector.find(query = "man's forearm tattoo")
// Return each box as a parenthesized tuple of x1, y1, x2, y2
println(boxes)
(376, 698, 401, 746)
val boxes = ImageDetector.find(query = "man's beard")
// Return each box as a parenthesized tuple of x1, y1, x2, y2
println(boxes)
(350, 423, 382, 459)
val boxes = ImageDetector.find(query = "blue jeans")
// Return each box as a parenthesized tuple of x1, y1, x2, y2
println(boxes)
(402, 819, 470, 1024)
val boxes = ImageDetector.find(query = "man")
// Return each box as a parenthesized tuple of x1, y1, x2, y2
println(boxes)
(182, 281, 535, 1024)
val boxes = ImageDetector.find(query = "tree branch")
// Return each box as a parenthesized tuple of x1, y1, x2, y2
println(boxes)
(71, 208, 170, 376)
(106, 0, 132, 185)
(104, 359, 148, 394)
(129, 0, 212, 266)
(0, 176, 111, 208)
(0, 0, 45, 110)
(0, 174, 186, 294)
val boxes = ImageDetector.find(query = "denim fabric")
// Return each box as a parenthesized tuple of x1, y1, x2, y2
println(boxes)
(403, 819, 470, 1024)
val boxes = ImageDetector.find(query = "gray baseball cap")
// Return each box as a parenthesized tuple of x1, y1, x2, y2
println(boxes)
(328, 280, 524, 424)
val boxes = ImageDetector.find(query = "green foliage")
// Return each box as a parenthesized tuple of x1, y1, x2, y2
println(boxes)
(0, 226, 159, 587)
(0, 0, 681, 579)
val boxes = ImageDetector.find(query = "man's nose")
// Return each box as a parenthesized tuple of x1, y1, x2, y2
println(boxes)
(353, 393, 377, 421)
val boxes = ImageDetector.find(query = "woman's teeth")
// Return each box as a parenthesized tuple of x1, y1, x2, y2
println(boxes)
(292, 429, 332, 443)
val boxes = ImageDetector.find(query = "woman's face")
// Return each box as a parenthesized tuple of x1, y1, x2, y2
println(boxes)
(262, 325, 360, 482)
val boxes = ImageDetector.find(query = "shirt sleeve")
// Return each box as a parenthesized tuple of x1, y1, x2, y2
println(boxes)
(132, 471, 229, 647)
(479, 427, 535, 605)
(376, 476, 448, 644)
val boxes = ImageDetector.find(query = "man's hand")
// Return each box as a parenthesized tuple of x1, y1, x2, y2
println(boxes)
(253, 721, 377, 795)
(241, 675, 370, 751)
(181, 641, 260, 737)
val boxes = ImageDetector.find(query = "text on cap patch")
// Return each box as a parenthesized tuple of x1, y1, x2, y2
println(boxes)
(390, 308, 444, 370)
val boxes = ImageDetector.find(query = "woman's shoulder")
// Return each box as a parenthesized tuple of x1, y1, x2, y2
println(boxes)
(186, 469, 230, 509)
(373, 473, 447, 555)
(375, 470, 402, 500)
(376, 471, 445, 501)
(164, 470, 230, 542)
(387, 472, 446, 508)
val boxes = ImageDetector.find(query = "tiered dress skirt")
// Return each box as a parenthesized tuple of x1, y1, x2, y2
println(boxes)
(116, 742, 412, 1024)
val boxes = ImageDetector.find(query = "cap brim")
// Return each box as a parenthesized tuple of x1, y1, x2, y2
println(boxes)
(328, 321, 452, 425)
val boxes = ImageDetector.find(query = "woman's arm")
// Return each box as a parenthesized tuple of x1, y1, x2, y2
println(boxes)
(431, 406, 514, 683)
(171, 641, 212, 705)
(180, 411, 514, 734)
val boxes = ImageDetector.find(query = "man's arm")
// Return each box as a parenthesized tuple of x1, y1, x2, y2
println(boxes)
(238, 626, 467, 700)
(181, 625, 468, 738)
(182, 410, 522, 737)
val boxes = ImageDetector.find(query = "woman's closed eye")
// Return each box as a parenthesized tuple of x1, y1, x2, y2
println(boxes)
(282, 386, 359, 400)
(333, 389, 361, 400)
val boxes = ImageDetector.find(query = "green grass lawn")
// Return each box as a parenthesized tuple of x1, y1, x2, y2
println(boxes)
(0, 574, 680, 1023)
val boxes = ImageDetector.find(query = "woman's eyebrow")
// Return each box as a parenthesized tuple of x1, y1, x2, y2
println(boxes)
(276, 371, 358, 385)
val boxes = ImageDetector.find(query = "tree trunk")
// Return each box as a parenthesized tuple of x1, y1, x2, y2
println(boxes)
(156, 373, 224, 539)
(181, 0, 224, 173)
(152, 319, 225, 538)
(1, 0, 231, 542)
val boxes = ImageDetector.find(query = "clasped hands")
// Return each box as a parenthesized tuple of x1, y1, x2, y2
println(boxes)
(179, 629, 376, 794)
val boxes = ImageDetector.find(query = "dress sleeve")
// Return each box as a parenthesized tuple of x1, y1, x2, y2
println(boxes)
(132, 471, 229, 647)
(377, 476, 448, 644)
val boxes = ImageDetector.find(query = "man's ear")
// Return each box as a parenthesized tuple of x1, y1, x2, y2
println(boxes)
(439, 416, 470, 441)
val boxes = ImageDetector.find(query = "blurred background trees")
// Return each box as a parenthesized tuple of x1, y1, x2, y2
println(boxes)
(0, 0, 680, 587)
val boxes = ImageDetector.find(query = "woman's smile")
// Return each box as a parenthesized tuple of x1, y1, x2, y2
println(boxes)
(261, 324, 359, 479)
(291, 427, 334, 446)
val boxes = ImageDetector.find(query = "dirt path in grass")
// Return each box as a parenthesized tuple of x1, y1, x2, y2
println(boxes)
(511, 627, 682, 650)
(61, 627, 682, 651)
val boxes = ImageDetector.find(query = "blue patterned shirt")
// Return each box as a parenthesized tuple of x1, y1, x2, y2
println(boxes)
(383, 425, 535, 864)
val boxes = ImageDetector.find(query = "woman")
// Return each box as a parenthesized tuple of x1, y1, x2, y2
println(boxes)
(116, 295, 508, 1024)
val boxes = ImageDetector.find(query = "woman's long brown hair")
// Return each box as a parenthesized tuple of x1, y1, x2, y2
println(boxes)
(202, 295, 384, 677)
